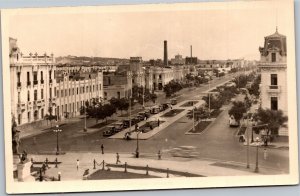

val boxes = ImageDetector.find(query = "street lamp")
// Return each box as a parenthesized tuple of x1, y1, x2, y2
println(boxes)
(193, 106, 196, 131)
(246, 113, 250, 169)
(135, 124, 141, 158)
(254, 136, 260, 173)
(53, 125, 62, 155)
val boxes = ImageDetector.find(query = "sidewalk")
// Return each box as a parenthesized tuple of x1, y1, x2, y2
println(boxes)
(27, 152, 282, 181)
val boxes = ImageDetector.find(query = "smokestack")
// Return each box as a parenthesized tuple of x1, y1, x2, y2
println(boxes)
(190, 45, 192, 58)
(164, 40, 168, 66)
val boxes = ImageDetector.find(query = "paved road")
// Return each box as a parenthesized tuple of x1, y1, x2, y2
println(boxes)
(20, 71, 289, 174)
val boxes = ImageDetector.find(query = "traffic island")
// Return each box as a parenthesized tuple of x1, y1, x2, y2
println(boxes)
(185, 120, 212, 135)
(161, 109, 184, 117)
(180, 101, 199, 107)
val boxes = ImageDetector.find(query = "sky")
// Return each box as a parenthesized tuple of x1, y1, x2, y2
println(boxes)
(8, 2, 291, 61)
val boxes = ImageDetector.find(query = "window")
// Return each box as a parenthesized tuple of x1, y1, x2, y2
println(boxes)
(159, 74, 162, 79)
(104, 92, 107, 100)
(72, 88, 75, 95)
(271, 97, 278, 110)
(27, 72, 30, 83)
(18, 114, 21, 125)
(93, 85, 95, 92)
(69, 89, 71, 96)
(33, 72, 38, 85)
(18, 92, 20, 103)
(34, 110, 38, 120)
(40, 71, 44, 83)
(50, 88, 52, 99)
(28, 112, 31, 123)
(117, 91, 120, 99)
(271, 74, 278, 86)
(99, 84, 101, 90)
(54, 87, 57, 96)
(61, 90, 64, 97)
(41, 89, 44, 99)
(86, 86, 88, 92)
(57, 90, 59, 97)
(65, 89, 68, 96)
(34, 90, 37, 101)
(17, 72, 21, 83)
(77, 87, 79, 95)
(27, 91, 30, 101)
(271, 53, 276, 62)
(41, 109, 44, 119)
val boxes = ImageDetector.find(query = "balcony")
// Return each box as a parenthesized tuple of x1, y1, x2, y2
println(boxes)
(27, 81, 31, 86)
(33, 80, 38, 85)
(41, 80, 44, 84)
(17, 82, 21, 89)
(267, 85, 281, 93)
(17, 102, 26, 113)
(49, 79, 53, 84)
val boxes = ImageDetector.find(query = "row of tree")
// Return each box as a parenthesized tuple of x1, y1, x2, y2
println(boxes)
(163, 80, 184, 97)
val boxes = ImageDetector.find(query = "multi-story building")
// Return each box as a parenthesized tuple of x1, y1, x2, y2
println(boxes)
(258, 28, 288, 136)
(103, 71, 133, 100)
(10, 38, 104, 128)
(55, 70, 103, 119)
(10, 38, 57, 127)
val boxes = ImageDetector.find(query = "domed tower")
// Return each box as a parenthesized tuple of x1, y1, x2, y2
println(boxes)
(258, 27, 288, 136)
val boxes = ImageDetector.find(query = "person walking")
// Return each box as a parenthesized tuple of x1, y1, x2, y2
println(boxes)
(158, 150, 162, 160)
(101, 144, 104, 154)
(116, 153, 121, 164)
(263, 148, 268, 160)
(157, 119, 160, 127)
(76, 159, 80, 171)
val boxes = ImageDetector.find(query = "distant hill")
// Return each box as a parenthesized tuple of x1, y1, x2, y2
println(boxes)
(55, 56, 130, 66)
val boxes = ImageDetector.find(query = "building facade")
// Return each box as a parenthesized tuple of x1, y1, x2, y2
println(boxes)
(10, 38, 57, 126)
(258, 28, 288, 136)
(10, 38, 104, 127)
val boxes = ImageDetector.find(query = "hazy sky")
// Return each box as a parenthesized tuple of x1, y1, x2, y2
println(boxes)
(8, 2, 290, 60)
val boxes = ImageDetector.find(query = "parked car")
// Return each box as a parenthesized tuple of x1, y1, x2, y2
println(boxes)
(150, 105, 160, 114)
(112, 122, 124, 133)
(103, 126, 116, 137)
(122, 119, 133, 128)
(229, 115, 240, 127)
(170, 98, 177, 105)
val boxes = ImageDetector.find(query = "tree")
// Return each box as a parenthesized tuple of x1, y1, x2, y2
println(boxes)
(228, 101, 247, 122)
(187, 107, 210, 122)
(202, 94, 223, 110)
(44, 107, 57, 128)
(248, 74, 261, 97)
(252, 108, 288, 135)
(102, 103, 116, 123)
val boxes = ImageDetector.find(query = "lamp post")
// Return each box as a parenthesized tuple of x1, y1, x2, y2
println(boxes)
(53, 125, 62, 155)
(135, 124, 140, 158)
(84, 102, 87, 132)
(193, 106, 196, 131)
(254, 136, 260, 173)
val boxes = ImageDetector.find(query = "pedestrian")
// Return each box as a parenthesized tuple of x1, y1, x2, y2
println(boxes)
(158, 150, 162, 160)
(157, 119, 160, 127)
(76, 159, 80, 171)
(263, 148, 268, 160)
(101, 144, 104, 154)
(42, 162, 46, 174)
(116, 153, 121, 164)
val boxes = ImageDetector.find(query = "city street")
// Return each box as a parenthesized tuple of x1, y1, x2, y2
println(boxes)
(19, 71, 289, 175)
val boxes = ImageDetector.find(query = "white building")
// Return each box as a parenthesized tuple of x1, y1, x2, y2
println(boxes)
(10, 38, 57, 127)
(258, 28, 288, 136)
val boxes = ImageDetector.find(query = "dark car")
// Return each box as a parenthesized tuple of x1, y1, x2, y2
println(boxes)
(112, 122, 124, 133)
(103, 126, 115, 137)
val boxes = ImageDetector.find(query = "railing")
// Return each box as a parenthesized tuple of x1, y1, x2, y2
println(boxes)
(33, 80, 38, 85)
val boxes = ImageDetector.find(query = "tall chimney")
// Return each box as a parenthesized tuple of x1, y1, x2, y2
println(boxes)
(190, 45, 192, 58)
(164, 40, 168, 66)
